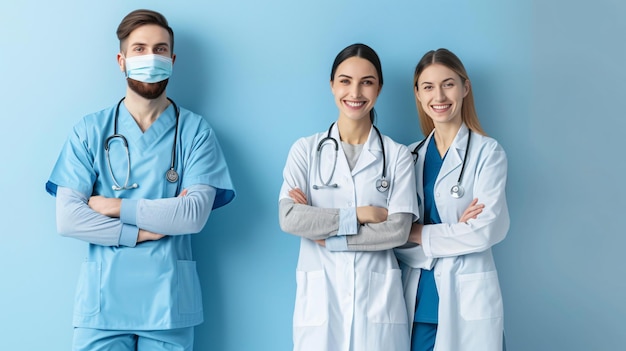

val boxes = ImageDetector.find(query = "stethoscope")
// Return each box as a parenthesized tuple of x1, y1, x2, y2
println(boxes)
(412, 130, 471, 199)
(104, 97, 180, 191)
(313, 122, 389, 192)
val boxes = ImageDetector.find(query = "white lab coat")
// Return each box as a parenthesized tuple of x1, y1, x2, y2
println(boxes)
(394, 124, 509, 351)
(280, 124, 419, 351)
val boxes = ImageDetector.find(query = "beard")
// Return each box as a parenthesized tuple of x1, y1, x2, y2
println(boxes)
(127, 78, 169, 100)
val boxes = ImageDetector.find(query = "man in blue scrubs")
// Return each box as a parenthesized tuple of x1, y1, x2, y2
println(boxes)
(46, 9, 235, 351)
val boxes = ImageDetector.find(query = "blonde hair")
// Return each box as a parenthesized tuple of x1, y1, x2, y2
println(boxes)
(413, 48, 486, 136)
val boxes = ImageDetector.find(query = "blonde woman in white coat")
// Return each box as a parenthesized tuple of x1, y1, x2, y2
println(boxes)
(394, 48, 510, 351)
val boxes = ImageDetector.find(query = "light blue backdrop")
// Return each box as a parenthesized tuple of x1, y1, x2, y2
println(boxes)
(1, 1, 624, 350)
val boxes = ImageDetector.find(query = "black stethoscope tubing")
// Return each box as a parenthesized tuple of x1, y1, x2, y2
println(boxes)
(104, 97, 180, 190)
(313, 122, 388, 192)
(412, 130, 471, 198)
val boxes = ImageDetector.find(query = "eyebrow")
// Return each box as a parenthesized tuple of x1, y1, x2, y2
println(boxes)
(337, 74, 378, 80)
(130, 42, 170, 48)
(419, 77, 455, 85)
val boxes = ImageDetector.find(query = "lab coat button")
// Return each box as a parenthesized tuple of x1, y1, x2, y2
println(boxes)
(436, 192, 440, 197)
(348, 201, 353, 206)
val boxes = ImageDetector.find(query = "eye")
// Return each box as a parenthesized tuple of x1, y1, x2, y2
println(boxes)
(156, 46, 168, 53)
(422, 85, 433, 91)
(444, 82, 455, 88)
(339, 79, 350, 85)
(133, 46, 143, 52)
(361, 80, 374, 86)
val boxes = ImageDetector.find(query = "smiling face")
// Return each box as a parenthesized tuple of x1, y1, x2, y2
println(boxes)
(330, 56, 381, 123)
(415, 63, 469, 128)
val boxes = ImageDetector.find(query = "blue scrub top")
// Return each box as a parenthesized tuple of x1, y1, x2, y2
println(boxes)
(414, 136, 442, 324)
(46, 101, 235, 330)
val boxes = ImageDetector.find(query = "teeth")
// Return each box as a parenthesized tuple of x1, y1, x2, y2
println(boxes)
(432, 104, 450, 111)
(346, 101, 365, 107)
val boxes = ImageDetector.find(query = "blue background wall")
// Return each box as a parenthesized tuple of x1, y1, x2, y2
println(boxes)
(1, 1, 624, 350)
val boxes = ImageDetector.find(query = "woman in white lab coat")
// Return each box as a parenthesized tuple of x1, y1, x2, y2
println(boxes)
(394, 48, 510, 351)
(278, 43, 419, 351)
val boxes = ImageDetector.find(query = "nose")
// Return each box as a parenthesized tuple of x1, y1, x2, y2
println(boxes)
(434, 86, 446, 102)
(350, 82, 362, 98)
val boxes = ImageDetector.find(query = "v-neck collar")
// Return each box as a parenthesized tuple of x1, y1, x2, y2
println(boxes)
(118, 102, 177, 150)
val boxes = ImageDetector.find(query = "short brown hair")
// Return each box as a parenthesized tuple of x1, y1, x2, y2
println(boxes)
(116, 9, 174, 53)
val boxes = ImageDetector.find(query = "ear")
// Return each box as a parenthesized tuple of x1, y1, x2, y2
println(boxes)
(330, 80, 335, 95)
(414, 85, 422, 102)
(463, 79, 470, 98)
(171, 53, 177, 65)
(117, 53, 125, 73)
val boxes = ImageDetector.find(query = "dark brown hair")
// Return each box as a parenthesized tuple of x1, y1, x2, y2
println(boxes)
(330, 43, 383, 123)
(116, 9, 174, 53)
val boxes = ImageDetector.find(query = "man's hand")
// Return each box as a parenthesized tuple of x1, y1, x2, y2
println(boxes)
(137, 229, 165, 243)
(88, 196, 122, 218)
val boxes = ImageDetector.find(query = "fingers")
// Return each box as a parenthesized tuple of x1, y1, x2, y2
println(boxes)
(469, 198, 478, 207)
(178, 189, 188, 197)
(459, 198, 484, 222)
(288, 188, 308, 204)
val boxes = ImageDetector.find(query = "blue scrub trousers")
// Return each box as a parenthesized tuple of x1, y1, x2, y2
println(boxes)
(72, 327, 194, 351)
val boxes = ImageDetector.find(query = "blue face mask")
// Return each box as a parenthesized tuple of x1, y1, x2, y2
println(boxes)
(124, 54, 173, 83)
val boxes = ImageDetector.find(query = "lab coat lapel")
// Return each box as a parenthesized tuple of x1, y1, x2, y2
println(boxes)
(328, 124, 352, 181)
(351, 127, 379, 176)
(436, 124, 469, 184)
(415, 133, 431, 221)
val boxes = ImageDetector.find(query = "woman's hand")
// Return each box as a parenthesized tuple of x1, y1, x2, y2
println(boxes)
(408, 198, 484, 245)
(459, 198, 484, 223)
(289, 188, 308, 204)
(356, 206, 388, 224)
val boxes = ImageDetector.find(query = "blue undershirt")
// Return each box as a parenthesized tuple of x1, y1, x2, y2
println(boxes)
(414, 136, 443, 324)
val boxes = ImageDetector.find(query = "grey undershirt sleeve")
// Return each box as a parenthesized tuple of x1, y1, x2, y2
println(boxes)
(56, 184, 216, 247)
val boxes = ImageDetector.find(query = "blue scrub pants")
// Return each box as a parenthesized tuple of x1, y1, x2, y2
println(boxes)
(72, 327, 194, 351)
(411, 322, 437, 351)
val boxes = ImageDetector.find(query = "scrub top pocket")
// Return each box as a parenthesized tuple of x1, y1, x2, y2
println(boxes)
(73, 261, 101, 317)
(177, 260, 203, 315)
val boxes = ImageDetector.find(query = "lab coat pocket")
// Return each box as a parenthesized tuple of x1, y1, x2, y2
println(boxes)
(457, 270, 503, 321)
(73, 261, 101, 316)
(293, 270, 328, 327)
(367, 269, 407, 324)
(177, 260, 203, 314)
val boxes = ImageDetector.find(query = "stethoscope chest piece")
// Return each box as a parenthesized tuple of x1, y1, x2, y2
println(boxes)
(450, 184, 464, 198)
(166, 169, 179, 183)
(413, 130, 472, 200)
(376, 177, 389, 193)
(106, 97, 181, 191)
